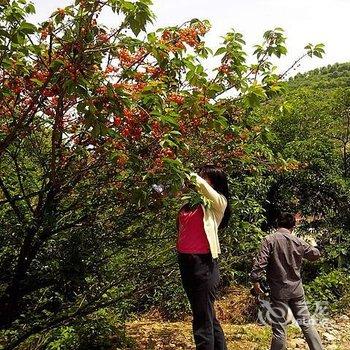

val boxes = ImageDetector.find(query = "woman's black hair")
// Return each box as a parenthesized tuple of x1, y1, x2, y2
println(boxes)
(198, 165, 231, 229)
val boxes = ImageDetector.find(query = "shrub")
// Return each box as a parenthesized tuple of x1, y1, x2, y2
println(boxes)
(19, 311, 136, 350)
(304, 269, 350, 314)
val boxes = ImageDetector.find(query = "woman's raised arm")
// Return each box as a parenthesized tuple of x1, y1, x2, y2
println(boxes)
(190, 172, 227, 212)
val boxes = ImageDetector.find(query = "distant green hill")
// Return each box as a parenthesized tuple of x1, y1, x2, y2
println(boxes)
(287, 62, 350, 90)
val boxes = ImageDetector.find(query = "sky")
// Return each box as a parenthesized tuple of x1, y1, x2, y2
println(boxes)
(30, 0, 350, 76)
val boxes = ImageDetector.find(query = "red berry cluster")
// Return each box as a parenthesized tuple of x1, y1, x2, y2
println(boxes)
(225, 133, 235, 141)
(218, 64, 230, 74)
(161, 147, 175, 159)
(105, 65, 118, 75)
(42, 86, 58, 97)
(57, 8, 66, 19)
(179, 28, 200, 47)
(168, 93, 185, 105)
(151, 120, 162, 139)
(161, 22, 209, 52)
(145, 66, 164, 78)
(40, 27, 50, 40)
(114, 108, 149, 141)
(3, 77, 24, 95)
(33, 70, 50, 82)
(149, 147, 176, 174)
(97, 33, 109, 43)
(179, 121, 187, 134)
(117, 48, 146, 68)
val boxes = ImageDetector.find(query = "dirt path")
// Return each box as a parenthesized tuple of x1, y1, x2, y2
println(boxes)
(126, 316, 350, 350)
(125, 287, 350, 349)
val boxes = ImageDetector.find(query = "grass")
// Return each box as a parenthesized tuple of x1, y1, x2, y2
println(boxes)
(125, 321, 306, 350)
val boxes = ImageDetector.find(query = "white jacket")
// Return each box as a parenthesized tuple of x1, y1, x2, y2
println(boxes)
(191, 173, 227, 259)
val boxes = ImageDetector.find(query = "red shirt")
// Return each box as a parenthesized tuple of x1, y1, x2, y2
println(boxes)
(176, 205, 210, 254)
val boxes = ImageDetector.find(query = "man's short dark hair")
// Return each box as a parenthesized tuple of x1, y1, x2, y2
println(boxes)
(277, 212, 296, 229)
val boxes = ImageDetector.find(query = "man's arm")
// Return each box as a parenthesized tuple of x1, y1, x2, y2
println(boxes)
(302, 239, 321, 262)
(251, 237, 271, 293)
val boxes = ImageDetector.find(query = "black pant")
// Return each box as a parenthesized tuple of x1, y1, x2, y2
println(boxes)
(178, 253, 227, 350)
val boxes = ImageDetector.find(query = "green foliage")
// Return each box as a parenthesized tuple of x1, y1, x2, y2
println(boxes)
(288, 62, 350, 89)
(305, 269, 350, 313)
(261, 63, 350, 276)
(135, 266, 191, 320)
(20, 312, 135, 350)
(304, 43, 325, 58)
(0, 0, 336, 349)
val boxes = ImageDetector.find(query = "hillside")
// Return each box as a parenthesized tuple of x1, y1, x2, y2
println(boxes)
(287, 62, 350, 90)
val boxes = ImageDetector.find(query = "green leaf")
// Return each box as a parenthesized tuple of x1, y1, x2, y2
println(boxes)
(122, 1, 135, 11)
(25, 3, 36, 14)
(30, 78, 44, 86)
(12, 32, 26, 45)
(0, 28, 11, 39)
(215, 47, 226, 56)
(147, 32, 157, 43)
(50, 59, 65, 71)
(160, 115, 178, 127)
(19, 22, 37, 34)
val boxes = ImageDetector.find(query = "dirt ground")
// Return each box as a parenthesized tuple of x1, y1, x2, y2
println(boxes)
(125, 286, 350, 350)
(126, 318, 350, 350)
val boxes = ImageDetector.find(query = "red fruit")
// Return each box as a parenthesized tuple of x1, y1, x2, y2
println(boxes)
(43, 89, 54, 97)
(168, 93, 185, 105)
(163, 148, 175, 158)
(105, 65, 116, 74)
(40, 29, 49, 40)
(98, 33, 109, 43)
(96, 86, 107, 95)
(121, 127, 130, 138)
(132, 128, 142, 140)
(12, 86, 22, 94)
(117, 155, 128, 167)
(225, 133, 234, 141)
(151, 121, 162, 138)
(192, 117, 201, 127)
(123, 108, 133, 120)
(56, 8, 66, 19)
(179, 121, 187, 134)
(114, 116, 122, 126)
(35, 70, 48, 82)
(155, 158, 163, 167)
(218, 64, 230, 74)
